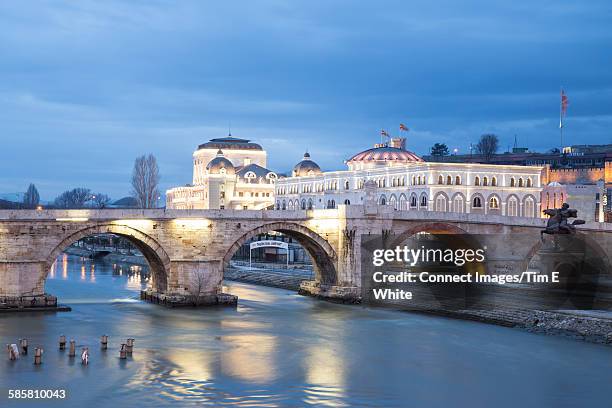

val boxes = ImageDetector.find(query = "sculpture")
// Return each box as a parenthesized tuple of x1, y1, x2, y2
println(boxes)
(541, 203, 585, 241)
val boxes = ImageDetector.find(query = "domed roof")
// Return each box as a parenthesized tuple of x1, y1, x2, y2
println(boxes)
(347, 146, 424, 163)
(198, 136, 262, 151)
(206, 150, 235, 175)
(292, 152, 322, 177)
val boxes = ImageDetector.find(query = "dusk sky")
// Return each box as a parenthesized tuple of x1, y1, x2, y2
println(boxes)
(1, 0, 611, 200)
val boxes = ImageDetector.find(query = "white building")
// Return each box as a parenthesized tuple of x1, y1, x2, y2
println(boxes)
(275, 138, 545, 217)
(166, 136, 277, 210)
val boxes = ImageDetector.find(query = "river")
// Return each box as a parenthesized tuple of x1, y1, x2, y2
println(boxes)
(0, 254, 610, 407)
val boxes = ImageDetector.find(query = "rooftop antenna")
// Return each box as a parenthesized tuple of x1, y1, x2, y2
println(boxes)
(228, 120, 232, 137)
(513, 134, 518, 150)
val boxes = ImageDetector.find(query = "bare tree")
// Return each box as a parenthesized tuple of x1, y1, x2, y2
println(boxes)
(53, 188, 91, 208)
(92, 193, 111, 208)
(189, 268, 208, 306)
(23, 183, 40, 208)
(131, 154, 160, 208)
(476, 134, 499, 162)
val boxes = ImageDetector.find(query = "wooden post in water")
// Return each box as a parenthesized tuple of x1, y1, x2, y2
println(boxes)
(126, 338, 134, 353)
(7, 344, 18, 360)
(19, 338, 28, 355)
(100, 335, 108, 350)
(68, 340, 76, 357)
(81, 348, 89, 365)
(119, 344, 127, 359)
(59, 335, 66, 350)
(34, 347, 42, 365)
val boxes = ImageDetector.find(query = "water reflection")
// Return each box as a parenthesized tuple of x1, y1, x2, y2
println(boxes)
(0, 254, 610, 407)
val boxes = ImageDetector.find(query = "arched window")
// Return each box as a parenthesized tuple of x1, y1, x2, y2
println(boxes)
(410, 195, 417, 208)
(435, 194, 447, 212)
(518, 178, 523, 188)
(331, 199, 336, 209)
(412, 176, 416, 185)
(475, 176, 480, 186)
(399, 195, 407, 210)
(489, 196, 499, 209)
(447, 175, 452, 185)
(507, 196, 518, 216)
(483, 177, 488, 186)
(453, 195, 464, 213)
(344, 180, 350, 190)
(526, 178, 532, 187)
(438, 175, 444, 185)
(389, 195, 398, 210)
(301, 199, 306, 210)
(344, 199, 350, 205)
(455, 176, 461, 185)
(276, 201, 280, 210)
(420, 195, 428, 208)
(379, 196, 386, 206)
(472, 196, 482, 208)
(308, 198, 313, 210)
(288, 200, 294, 210)
(282, 200, 286, 210)
(418, 176, 422, 185)
(510, 178, 515, 187)
(524, 197, 535, 217)
(491, 177, 497, 187)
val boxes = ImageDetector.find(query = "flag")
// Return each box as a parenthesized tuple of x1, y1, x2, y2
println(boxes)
(399, 123, 409, 132)
(560, 89, 569, 129)
(561, 89, 569, 114)
(380, 129, 389, 137)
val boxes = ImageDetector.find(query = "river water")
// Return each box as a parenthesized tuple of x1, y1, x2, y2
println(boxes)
(0, 255, 610, 407)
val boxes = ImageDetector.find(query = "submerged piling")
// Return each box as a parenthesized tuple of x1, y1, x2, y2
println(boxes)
(101, 335, 108, 350)
(34, 347, 42, 365)
(126, 338, 134, 353)
(19, 338, 28, 355)
(119, 344, 127, 359)
(68, 340, 76, 357)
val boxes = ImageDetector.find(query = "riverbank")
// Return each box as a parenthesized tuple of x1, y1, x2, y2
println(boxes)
(225, 265, 612, 345)
(63, 246, 148, 266)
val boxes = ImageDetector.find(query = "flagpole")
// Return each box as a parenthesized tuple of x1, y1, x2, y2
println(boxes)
(559, 87, 563, 150)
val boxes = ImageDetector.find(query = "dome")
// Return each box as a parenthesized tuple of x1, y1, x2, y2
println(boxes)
(292, 152, 322, 177)
(206, 150, 235, 175)
(548, 181, 563, 187)
(198, 136, 263, 151)
(347, 146, 424, 164)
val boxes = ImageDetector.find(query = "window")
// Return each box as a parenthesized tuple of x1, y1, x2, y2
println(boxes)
(475, 176, 480, 186)
(473, 196, 482, 208)
(526, 178, 532, 187)
(524, 197, 535, 217)
(438, 175, 444, 185)
(489, 196, 499, 209)
(308, 199, 313, 210)
(483, 177, 488, 186)
(453, 195, 464, 213)
(420, 195, 427, 208)
(344, 199, 350, 205)
(491, 177, 497, 187)
(411, 195, 417, 207)
(518, 178, 523, 188)
(507, 197, 518, 216)
(344, 180, 350, 190)
(301, 200, 306, 210)
(510, 178, 515, 187)
(447, 175, 452, 185)
(455, 176, 461, 185)
(435, 195, 447, 212)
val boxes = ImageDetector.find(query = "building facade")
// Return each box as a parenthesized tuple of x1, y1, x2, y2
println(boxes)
(166, 136, 277, 210)
(275, 138, 545, 218)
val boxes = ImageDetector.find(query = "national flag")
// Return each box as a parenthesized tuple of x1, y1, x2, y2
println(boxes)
(561, 89, 569, 115)
(399, 123, 409, 132)
(380, 129, 389, 137)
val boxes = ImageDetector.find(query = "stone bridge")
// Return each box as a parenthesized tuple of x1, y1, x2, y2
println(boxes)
(1, 204, 611, 306)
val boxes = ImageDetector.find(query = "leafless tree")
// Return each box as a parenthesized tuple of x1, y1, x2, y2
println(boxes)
(53, 188, 91, 208)
(92, 193, 111, 208)
(476, 134, 499, 162)
(131, 154, 160, 208)
(23, 183, 40, 208)
(189, 268, 208, 306)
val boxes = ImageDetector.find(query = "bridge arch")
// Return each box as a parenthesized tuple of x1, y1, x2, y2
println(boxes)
(222, 222, 338, 285)
(44, 223, 171, 293)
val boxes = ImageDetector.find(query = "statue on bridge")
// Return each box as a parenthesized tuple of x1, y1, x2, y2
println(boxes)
(541, 203, 585, 241)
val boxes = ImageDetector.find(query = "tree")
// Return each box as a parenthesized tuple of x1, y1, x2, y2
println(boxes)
(189, 267, 208, 306)
(54, 188, 91, 209)
(131, 154, 160, 208)
(430, 143, 450, 157)
(476, 134, 499, 161)
(92, 193, 111, 208)
(23, 184, 40, 208)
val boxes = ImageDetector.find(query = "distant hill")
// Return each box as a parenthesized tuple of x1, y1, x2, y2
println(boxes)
(0, 199, 21, 209)
(112, 196, 139, 208)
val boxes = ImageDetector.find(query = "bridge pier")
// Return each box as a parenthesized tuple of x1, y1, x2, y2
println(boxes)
(298, 280, 361, 303)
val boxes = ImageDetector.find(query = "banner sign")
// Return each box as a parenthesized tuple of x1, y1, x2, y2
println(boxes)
(250, 240, 288, 250)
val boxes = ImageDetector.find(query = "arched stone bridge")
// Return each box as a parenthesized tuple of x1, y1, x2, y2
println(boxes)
(1, 205, 610, 305)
